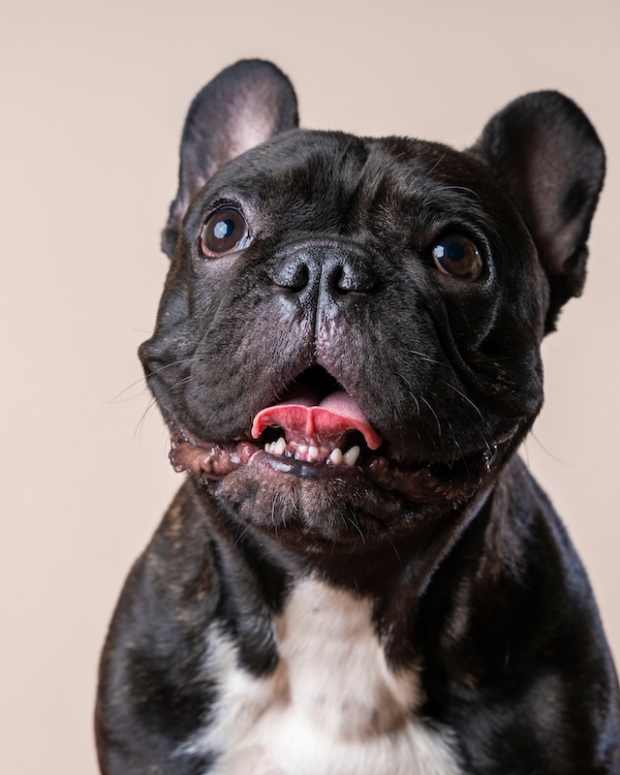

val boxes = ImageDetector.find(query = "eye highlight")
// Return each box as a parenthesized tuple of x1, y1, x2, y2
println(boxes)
(431, 234, 483, 280)
(200, 208, 250, 257)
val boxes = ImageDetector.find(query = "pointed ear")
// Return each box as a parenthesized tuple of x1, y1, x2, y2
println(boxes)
(162, 59, 299, 257)
(473, 91, 605, 332)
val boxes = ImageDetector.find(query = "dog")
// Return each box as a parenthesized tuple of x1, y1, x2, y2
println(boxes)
(95, 59, 620, 774)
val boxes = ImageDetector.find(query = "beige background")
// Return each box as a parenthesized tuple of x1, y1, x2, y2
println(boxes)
(1, 0, 619, 772)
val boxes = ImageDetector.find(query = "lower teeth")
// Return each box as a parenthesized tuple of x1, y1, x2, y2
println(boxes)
(264, 437, 360, 466)
(343, 446, 360, 466)
(328, 448, 343, 465)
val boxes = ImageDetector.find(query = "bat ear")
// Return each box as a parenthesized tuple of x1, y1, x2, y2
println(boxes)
(473, 91, 605, 332)
(162, 59, 299, 258)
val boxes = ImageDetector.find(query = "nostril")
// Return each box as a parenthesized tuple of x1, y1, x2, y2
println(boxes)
(287, 262, 310, 292)
(333, 263, 377, 295)
(270, 257, 312, 293)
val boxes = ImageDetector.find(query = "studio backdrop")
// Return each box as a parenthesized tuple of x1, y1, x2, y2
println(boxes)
(1, 1, 618, 773)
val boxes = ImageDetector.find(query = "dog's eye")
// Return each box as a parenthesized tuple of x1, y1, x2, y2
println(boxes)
(431, 235, 483, 280)
(200, 208, 250, 257)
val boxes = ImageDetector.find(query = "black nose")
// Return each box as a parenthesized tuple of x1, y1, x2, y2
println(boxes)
(269, 242, 378, 303)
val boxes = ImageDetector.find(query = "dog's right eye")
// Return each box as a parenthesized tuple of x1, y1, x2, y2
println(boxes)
(431, 234, 483, 281)
(200, 208, 250, 257)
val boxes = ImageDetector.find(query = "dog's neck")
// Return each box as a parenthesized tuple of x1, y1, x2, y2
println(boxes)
(187, 466, 510, 668)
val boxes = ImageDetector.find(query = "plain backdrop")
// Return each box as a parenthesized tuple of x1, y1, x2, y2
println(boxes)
(2, 0, 619, 772)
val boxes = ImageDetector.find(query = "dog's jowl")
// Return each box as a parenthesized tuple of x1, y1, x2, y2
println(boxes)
(95, 60, 620, 774)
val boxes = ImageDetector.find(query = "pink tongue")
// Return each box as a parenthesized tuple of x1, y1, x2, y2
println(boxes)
(251, 390, 382, 450)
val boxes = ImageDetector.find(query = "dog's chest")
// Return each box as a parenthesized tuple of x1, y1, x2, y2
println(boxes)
(186, 578, 461, 775)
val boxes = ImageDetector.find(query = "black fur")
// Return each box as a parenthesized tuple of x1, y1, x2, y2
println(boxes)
(96, 59, 619, 774)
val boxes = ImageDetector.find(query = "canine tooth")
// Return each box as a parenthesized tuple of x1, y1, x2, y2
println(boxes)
(265, 442, 274, 454)
(344, 446, 360, 466)
(328, 448, 343, 465)
(274, 437, 286, 456)
(307, 445, 319, 462)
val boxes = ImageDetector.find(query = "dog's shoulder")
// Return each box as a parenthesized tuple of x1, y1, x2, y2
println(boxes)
(420, 456, 620, 773)
(96, 481, 222, 774)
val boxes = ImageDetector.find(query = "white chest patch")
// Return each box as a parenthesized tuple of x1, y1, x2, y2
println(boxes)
(182, 578, 461, 775)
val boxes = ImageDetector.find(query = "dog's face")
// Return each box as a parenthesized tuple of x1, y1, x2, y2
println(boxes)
(140, 60, 604, 548)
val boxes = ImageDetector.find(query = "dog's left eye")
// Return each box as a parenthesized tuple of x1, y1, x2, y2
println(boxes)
(431, 235, 483, 280)
(200, 208, 250, 257)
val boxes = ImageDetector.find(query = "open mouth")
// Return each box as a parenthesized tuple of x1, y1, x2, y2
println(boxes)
(252, 365, 381, 467)
(170, 365, 383, 475)
(168, 364, 515, 500)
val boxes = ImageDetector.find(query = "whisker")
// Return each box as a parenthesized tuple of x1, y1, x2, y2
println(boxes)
(343, 509, 365, 543)
(528, 430, 564, 464)
(395, 370, 421, 417)
(439, 381, 492, 454)
(109, 356, 197, 404)
(271, 495, 279, 536)
(387, 536, 403, 567)
(440, 381, 485, 423)
(109, 374, 150, 402)
(406, 349, 443, 367)
(445, 418, 470, 471)
(420, 395, 442, 439)
(233, 519, 254, 546)
(133, 397, 159, 437)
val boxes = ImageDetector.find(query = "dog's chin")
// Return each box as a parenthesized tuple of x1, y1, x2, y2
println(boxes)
(168, 426, 519, 550)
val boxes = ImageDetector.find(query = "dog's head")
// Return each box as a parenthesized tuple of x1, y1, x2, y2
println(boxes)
(140, 60, 604, 548)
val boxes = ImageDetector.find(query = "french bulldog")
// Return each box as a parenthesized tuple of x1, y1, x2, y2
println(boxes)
(95, 60, 620, 774)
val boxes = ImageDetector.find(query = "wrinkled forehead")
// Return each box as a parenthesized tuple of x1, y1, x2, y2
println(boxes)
(201, 129, 510, 221)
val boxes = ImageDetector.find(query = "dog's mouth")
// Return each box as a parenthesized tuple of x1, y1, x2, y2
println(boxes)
(251, 364, 381, 465)
(170, 365, 381, 472)
(168, 364, 517, 502)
